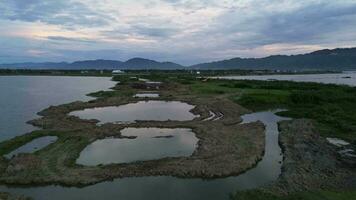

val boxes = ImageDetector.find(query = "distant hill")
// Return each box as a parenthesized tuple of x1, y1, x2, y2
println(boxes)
(123, 58, 182, 69)
(0, 62, 71, 69)
(0, 58, 183, 70)
(190, 48, 356, 70)
(1, 47, 356, 70)
(69, 59, 123, 69)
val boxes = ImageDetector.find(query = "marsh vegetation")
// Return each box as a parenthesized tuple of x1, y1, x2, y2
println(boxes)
(0, 72, 355, 200)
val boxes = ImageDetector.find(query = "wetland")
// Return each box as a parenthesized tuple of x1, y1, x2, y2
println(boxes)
(0, 72, 355, 200)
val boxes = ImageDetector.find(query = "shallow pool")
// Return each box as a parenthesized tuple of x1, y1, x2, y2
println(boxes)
(77, 128, 198, 166)
(5, 136, 58, 158)
(69, 101, 199, 124)
(133, 93, 160, 98)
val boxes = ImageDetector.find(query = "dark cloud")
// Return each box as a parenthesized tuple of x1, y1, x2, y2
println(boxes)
(218, 1, 356, 46)
(46, 36, 96, 43)
(258, 2, 356, 45)
(132, 25, 179, 38)
(0, 0, 113, 28)
(100, 24, 180, 40)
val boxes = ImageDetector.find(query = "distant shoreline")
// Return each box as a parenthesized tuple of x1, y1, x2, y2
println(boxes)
(0, 69, 341, 77)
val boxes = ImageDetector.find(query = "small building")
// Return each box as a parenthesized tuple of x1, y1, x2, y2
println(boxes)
(112, 70, 124, 74)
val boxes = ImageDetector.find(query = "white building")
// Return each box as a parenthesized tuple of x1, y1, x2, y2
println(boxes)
(112, 70, 124, 74)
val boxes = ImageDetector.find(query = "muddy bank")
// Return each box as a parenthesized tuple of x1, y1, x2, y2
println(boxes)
(0, 192, 31, 200)
(267, 119, 356, 194)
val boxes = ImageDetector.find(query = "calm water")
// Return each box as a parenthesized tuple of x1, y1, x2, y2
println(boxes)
(240, 110, 290, 180)
(0, 110, 289, 200)
(133, 93, 160, 98)
(0, 76, 114, 141)
(77, 128, 198, 166)
(70, 101, 198, 124)
(5, 136, 58, 159)
(218, 72, 356, 86)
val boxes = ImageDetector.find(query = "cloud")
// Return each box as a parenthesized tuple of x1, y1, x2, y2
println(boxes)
(0, 0, 112, 28)
(257, 2, 356, 45)
(132, 25, 179, 38)
(181, 0, 356, 59)
(0, 0, 356, 65)
(46, 36, 97, 43)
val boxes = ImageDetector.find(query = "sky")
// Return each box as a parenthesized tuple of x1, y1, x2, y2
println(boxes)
(0, 0, 356, 65)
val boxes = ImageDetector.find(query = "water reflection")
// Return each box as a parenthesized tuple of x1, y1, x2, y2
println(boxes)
(0, 76, 114, 141)
(0, 110, 290, 200)
(218, 72, 356, 86)
(5, 136, 58, 158)
(70, 101, 199, 124)
(133, 93, 160, 98)
(77, 128, 198, 166)
(240, 110, 290, 181)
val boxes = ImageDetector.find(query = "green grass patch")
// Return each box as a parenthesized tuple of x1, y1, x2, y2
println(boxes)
(186, 78, 356, 140)
(89, 74, 356, 141)
(88, 90, 134, 98)
(223, 80, 356, 141)
(190, 81, 239, 95)
(233, 89, 290, 110)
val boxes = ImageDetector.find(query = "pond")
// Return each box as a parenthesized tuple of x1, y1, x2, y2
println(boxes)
(133, 93, 160, 98)
(217, 72, 356, 86)
(0, 76, 114, 141)
(69, 101, 199, 124)
(5, 136, 58, 159)
(0, 110, 290, 200)
(77, 128, 198, 166)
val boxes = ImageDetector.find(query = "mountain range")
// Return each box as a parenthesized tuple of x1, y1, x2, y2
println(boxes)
(0, 58, 183, 70)
(1, 47, 356, 70)
(191, 48, 356, 70)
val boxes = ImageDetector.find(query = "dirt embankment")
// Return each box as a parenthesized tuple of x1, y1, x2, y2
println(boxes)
(0, 192, 31, 200)
(0, 82, 266, 186)
(267, 119, 356, 194)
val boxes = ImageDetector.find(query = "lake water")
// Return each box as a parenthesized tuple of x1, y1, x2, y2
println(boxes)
(0, 110, 289, 200)
(69, 101, 198, 124)
(218, 72, 356, 86)
(5, 136, 58, 159)
(0, 76, 114, 141)
(77, 128, 198, 166)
